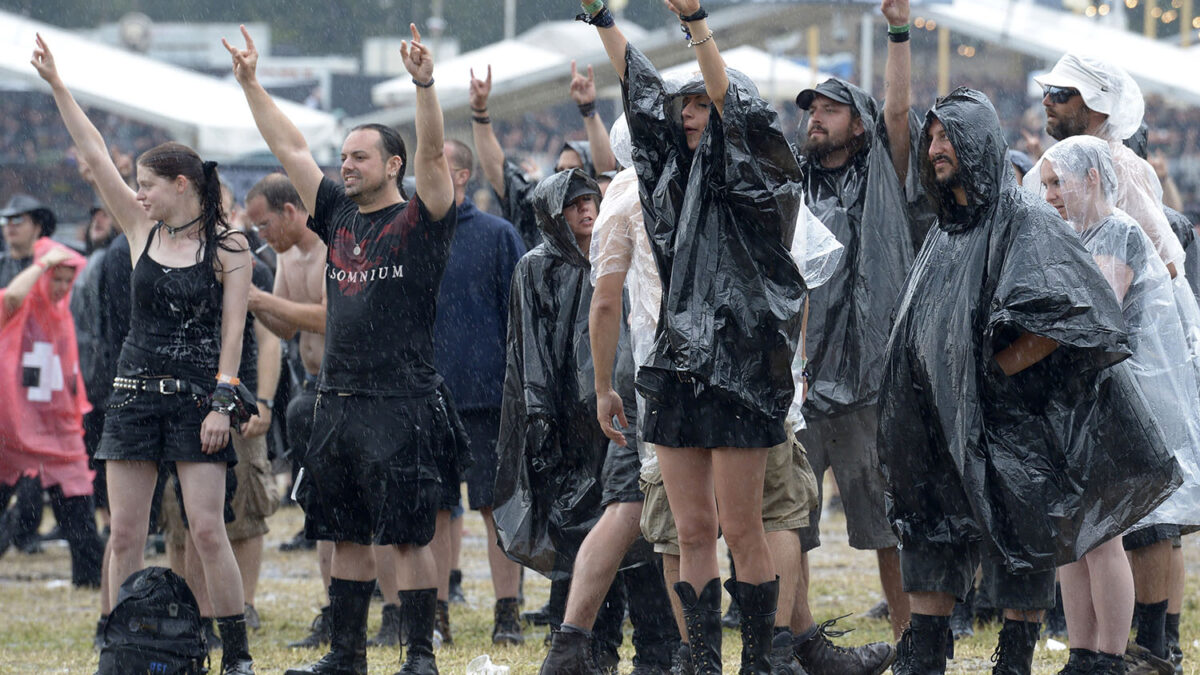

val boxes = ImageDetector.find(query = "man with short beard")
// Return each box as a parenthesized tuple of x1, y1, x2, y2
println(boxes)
(789, 0, 920, 641)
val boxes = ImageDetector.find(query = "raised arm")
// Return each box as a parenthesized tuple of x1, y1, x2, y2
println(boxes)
(31, 35, 149, 245)
(224, 26, 324, 214)
(1, 246, 74, 317)
(402, 24, 453, 220)
(469, 66, 507, 198)
(570, 61, 617, 173)
(581, 1, 630, 81)
(665, 0, 728, 116)
(881, 0, 913, 183)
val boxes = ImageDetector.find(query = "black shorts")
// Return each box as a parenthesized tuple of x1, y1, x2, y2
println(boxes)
(285, 386, 319, 463)
(638, 370, 785, 449)
(83, 409, 109, 511)
(601, 403, 643, 506)
(295, 391, 458, 547)
(460, 408, 501, 511)
(899, 540, 1056, 610)
(1123, 523, 1181, 551)
(96, 373, 236, 467)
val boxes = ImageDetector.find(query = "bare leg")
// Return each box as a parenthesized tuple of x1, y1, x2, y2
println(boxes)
(481, 507, 520, 599)
(1059, 557, 1098, 651)
(318, 540, 333, 599)
(878, 547, 910, 639)
(657, 447, 719, 588)
(765, 529, 799, 628)
(177, 462, 244, 616)
(100, 539, 113, 614)
(562, 501, 643, 629)
(331, 541, 377, 582)
(712, 448, 772, 584)
(790, 551, 816, 632)
(662, 553, 688, 640)
(1086, 538, 1135, 655)
(105, 460, 159, 608)
(185, 533, 214, 617)
(232, 535, 263, 607)
(910, 591, 955, 617)
(1167, 544, 1184, 615)
(394, 542, 439, 590)
(375, 544, 399, 603)
(1131, 540, 1171, 604)
(430, 510, 452, 601)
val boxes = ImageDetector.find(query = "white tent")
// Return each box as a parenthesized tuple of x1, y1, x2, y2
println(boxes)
(923, 0, 1200, 105)
(656, 46, 838, 102)
(0, 10, 338, 160)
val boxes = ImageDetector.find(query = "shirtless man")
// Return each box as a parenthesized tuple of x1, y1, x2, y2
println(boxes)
(242, 173, 332, 647)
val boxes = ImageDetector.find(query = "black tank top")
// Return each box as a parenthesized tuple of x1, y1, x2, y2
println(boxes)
(118, 223, 223, 382)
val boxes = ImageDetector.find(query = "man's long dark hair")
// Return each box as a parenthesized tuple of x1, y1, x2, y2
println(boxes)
(137, 142, 245, 271)
(350, 123, 408, 198)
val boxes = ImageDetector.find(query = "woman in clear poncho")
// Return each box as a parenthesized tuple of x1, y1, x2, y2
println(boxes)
(1038, 135, 1200, 674)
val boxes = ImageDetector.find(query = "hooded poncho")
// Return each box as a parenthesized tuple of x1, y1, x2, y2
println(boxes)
(621, 44, 805, 426)
(492, 169, 629, 579)
(878, 89, 1177, 573)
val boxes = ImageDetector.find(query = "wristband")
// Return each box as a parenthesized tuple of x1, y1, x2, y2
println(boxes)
(888, 29, 910, 43)
(472, 115, 491, 124)
(216, 373, 240, 386)
(681, 7, 708, 22)
(581, 0, 605, 14)
(888, 23, 910, 33)
(470, 105, 488, 113)
(412, 76, 434, 88)
(576, 7, 615, 28)
(257, 397, 274, 411)
(578, 100, 596, 118)
(211, 384, 237, 415)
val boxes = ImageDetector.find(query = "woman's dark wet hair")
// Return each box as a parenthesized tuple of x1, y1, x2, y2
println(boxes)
(137, 142, 245, 270)
(350, 123, 408, 198)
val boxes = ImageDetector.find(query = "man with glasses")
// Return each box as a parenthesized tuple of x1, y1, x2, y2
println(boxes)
(0, 194, 58, 287)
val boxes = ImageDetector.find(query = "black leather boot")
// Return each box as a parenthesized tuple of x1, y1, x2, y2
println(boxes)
(1056, 649, 1098, 674)
(395, 588, 439, 675)
(285, 579, 371, 675)
(725, 577, 778, 675)
(368, 603, 403, 648)
(793, 616, 895, 675)
(288, 605, 331, 649)
(891, 614, 949, 675)
(493, 597, 524, 645)
(539, 627, 603, 675)
(673, 579, 722, 675)
(990, 619, 1039, 675)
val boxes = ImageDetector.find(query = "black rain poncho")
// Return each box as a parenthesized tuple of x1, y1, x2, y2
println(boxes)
(622, 44, 805, 423)
(492, 169, 625, 579)
(796, 78, 916, 420)
(877, 88, 1177, 574)
(501, 141, 595, 251)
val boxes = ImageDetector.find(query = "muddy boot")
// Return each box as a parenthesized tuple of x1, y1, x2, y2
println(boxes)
(285, 579, 371, 675)
(674, 579, 722, 675)
(793, 616, 896, 675)
(1056, 649, 1098, 675)
(1093, 651, 1127, 675)
(768, 630, 807, 675)
(1165, 612, 1182, 673)
(990, 619, 1040, 675)
(288, 605, 331, 649)
(891, 614, 949, 675)
(492, 597, 524, 645)
(395, 588, 439, 675)
(217, 615, 254, 675)
(434, 599, 452, 646)
(367, 603, 403, 648)
(724, 578, 778, 675)
(539, 626, 602, 675)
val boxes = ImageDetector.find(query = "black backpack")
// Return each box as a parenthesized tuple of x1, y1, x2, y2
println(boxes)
(98, 566, 209, 675)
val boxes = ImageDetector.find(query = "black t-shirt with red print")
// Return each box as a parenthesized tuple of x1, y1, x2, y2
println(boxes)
(311, 177, 457, 395)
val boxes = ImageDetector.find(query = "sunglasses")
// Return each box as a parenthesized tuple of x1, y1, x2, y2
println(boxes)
(1042, 86, 1080, 105)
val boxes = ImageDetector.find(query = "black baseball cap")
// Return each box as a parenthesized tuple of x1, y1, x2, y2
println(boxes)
(564, 174, 601, 206)
(795, 80, 853, 111)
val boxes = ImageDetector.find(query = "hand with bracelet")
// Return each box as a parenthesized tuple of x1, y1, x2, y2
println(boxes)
(401, 23, 435, 89)
(569, 59, 598, 117)
(881, 0, 911, 41)
(201, 380, 235, 454)
(469, 64, 492, 123)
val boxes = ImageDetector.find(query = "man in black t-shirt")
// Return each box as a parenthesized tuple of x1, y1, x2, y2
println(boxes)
(227, 23, 457, 675)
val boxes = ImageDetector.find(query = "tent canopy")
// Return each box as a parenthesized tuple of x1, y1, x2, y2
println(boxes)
(0, 10, 338, 160)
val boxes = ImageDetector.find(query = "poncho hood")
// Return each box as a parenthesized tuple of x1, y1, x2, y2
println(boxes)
(920, 87, 1010, 230)
(531, 168, 597, 268)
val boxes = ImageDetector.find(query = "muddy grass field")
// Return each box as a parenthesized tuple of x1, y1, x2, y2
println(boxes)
(2, 485, 1199, 674)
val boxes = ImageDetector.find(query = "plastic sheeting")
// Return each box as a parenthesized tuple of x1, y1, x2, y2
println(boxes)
(878, 88, 1178, 574)
(492, 169, 622, 580)
(795, 78, 916, 421)
(621, 44, 805, 423)
(1039, 137, 1200, 527)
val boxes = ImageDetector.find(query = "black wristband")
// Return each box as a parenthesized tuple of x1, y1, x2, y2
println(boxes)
(412, 76, 434, 88)
(576, 7, 615, 28)
(680, 7, 708, 22)
(887, 29, 910, 43)
(578, 101, 596, 118)
(472, 115, 491, 124)
(257, 396, 274, 410)
(470, 105, 488, 113)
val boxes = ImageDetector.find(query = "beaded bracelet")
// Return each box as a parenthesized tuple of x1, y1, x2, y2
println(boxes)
(412, 77, 434, 88)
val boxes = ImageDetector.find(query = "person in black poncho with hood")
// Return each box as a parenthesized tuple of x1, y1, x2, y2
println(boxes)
(878, 88, 1179, 675)
(581, 1, 806, 672)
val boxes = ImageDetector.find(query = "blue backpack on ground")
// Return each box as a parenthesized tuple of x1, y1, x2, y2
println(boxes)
(98, 566, 209, 674)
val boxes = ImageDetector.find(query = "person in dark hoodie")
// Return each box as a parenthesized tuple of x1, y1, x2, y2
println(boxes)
(791, 0, 920, 640)
(470, 61, 618, 250)
(491, 168, 629, 656)
(583, 1, 806, 672)
(878, 87, 1179, 675)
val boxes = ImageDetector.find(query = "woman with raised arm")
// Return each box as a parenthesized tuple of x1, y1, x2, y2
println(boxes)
(32, 34, 255, 675)
(581, 2, 806, 673)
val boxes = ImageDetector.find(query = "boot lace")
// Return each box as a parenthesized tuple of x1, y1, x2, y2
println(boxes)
(810, 614, 855, 655)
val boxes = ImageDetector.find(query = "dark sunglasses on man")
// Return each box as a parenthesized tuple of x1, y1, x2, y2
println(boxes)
(1042, 85, 1080, 105)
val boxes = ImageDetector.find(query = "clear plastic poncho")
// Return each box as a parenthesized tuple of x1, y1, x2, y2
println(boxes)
(1040, 137, 1200, 526)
